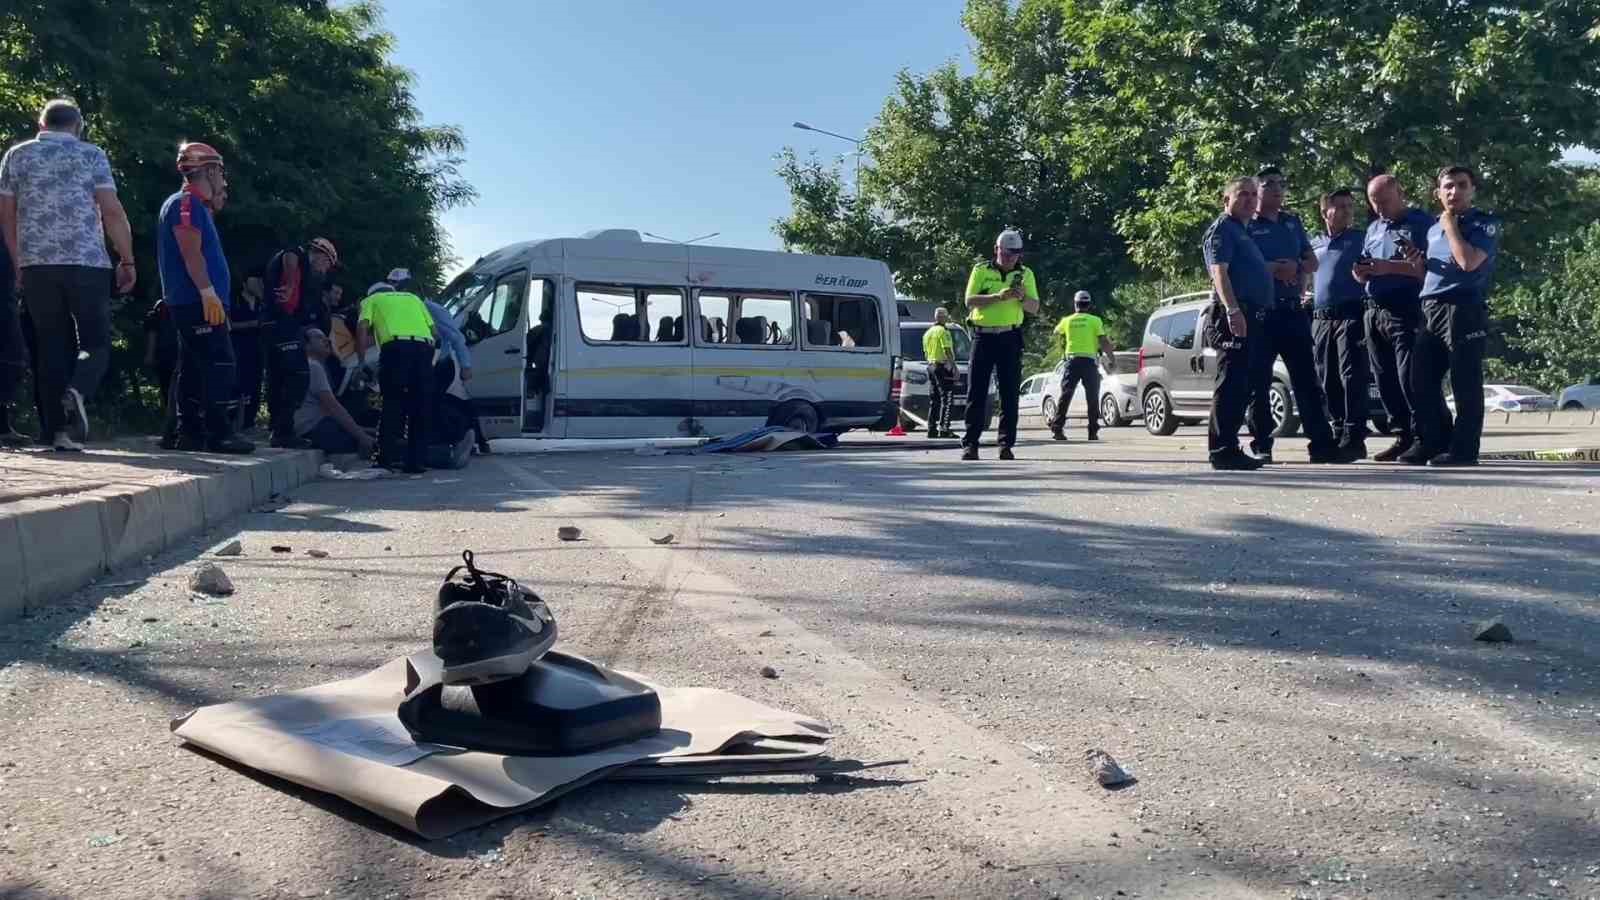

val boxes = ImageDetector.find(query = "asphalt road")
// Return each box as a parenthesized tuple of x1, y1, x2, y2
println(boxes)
(2, 422, 1598, 899)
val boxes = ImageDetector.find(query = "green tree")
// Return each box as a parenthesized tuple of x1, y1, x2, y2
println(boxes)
(1488, 223, 1600, 392)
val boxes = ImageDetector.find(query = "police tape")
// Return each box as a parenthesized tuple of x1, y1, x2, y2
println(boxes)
(1477, 447, 1600, 463)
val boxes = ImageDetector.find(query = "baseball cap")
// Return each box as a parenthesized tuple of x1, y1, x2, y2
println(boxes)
(996, 229, 1024, 252)
(385, 267, 413, 284)
(1074, 290, 1092, 306)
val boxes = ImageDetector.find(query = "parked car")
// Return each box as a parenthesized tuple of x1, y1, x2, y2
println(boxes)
(1448, 384, 1556, 414)
(1020, 353, 1140, 427)
(1556, 380, 1600, 410)
(895, 320, 992, 431)
(1134, 292, 1388, 436)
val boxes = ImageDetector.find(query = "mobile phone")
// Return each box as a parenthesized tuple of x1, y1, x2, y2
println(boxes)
(1394, 235, 1416, 255)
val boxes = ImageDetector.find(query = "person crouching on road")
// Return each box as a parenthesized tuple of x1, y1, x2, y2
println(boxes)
(921, 307, 958, 439)
(1310, 189, 1373, 459)
(1048, 290, 1114, 442)
(157, 142, 252, 454)
(962, 228, 1040, 461)
(357, 280, 435, 473)
(296, 327, 375, 457)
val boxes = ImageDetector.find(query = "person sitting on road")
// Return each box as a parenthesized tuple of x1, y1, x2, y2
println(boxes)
(295, 327, 375, 457)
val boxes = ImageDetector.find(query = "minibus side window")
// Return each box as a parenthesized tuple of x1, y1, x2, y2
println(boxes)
(801, 293, 882, 350)
(576, 284, 687, 344)
(695, 291, 795, 347)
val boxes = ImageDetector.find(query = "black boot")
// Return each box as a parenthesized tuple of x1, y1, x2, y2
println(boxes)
(1373, 436, 1412, 463)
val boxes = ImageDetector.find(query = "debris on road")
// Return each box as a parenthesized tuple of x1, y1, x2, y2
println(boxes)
(319, 462, 389, 481)
(213, 540, 243, 557)
(189, 563, 235, 597)
(760, 665, 779, 679)
(1473, 618, 1514, 643)
(557, 526, 582, 542)
(270, 545, 291, 554)
(306, 549, 329, 559)
(650, 533, 675, 545)
(1085, 748, 1133, 787)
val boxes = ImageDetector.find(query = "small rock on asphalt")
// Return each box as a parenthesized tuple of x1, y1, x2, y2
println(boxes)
(213, 540, 243, 557)
(557, 526, 582, 542)
(1473, 618, 1514, 643)
(270, 545, 291, 554)
(759, 665, 779, 679)
(189, 564, 234, 597)
(1085, 748, 1133, 787)
(650, 533, 675, 545)
(306, 549, 329, 559)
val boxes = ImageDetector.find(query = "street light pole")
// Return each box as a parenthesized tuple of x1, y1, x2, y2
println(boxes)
(793, 121, 863, 189)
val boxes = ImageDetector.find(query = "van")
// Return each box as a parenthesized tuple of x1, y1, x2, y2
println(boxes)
(440, 230, 900, 439)
(1135, 292, 1389, 436)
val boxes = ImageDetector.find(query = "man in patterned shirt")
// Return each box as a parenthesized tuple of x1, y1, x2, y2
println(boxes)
(0, 100, 136, 450)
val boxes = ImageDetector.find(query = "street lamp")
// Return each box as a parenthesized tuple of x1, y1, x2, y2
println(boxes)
(792, 121, 863, 187)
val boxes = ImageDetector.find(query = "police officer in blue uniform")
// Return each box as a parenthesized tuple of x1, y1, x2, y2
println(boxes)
(1310, 189, 1372, 458)
(1405, 165, 1500, 467)
(1245, 166, 1346, 463)
(1352, 174, 1434, 462)
(1202, 176, 1271, 471)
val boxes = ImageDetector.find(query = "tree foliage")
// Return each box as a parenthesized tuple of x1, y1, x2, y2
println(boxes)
(1489, 223, 1600, 391)
(776, 0, 1600, 384)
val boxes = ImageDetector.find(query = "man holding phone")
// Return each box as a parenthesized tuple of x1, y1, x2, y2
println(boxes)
(1353, 175, 1434, 462)
(962, 229, 1040, 460)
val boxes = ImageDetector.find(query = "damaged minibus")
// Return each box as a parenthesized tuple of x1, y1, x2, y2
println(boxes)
(438, 229, 900, 440)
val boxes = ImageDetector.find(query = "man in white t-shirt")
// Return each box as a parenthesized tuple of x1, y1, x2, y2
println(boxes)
(295, 328, 373, 455)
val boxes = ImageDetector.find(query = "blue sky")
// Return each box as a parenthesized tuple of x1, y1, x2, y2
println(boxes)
(381, 2, 1598, 278)
(380, 1, 972, 276)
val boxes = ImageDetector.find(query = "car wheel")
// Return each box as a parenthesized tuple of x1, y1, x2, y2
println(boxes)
(769, 400, 820, 434)
(1100, 393, 1125, 427)
(1370, 414, 1391, 435)
(1562, 401, 1584, 410)
(1144, 388, 1179, 436)
(1270, 381, 1301, 437)
(1041, 395, 1057, 423)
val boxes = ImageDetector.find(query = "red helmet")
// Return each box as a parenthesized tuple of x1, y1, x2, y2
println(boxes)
(175, 142, 224, 174)
(308, 237, 339, 266)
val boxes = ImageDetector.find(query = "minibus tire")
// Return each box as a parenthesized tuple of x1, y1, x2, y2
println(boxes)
(769, 401, 820, 434)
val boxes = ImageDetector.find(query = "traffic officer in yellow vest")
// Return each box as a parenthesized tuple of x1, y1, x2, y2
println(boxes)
(921, 307, 958, 438)
(357, 279, 436, 473)
(962, 229, 1039, 460)
(1047, 290, 1114, 441)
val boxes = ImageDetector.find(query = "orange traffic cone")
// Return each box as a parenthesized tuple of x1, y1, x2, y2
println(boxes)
(887, 422, 907, 437)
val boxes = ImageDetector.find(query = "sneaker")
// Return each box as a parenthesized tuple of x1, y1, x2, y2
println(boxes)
(62, 388, 89, 442)
(51, 431, 84, 452)
(1252, 450, 1275, 465)
(1396, 445, 1439, 466)
(1339, 442, 1368, 462)
(206, 434, 255, 455)
(961, 445, 979, 461)
(1210, 447, 1264, 471)
(476, 442, 493, 455)
(434, 550, 558, 686)
(1050, 429, 1067, 442)
(999, 446, 1015, 460)
(1308, 444, 1355, 464)
(1427, 452, 1479, 468)
(1372, 438, 1413, 463)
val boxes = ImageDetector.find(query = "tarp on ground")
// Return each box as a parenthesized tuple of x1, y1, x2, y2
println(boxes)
(676, 426, 840, 454)
(170, 653, 831, 839)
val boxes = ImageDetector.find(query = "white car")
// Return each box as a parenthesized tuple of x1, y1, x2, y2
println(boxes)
(1021, 356, 1139, 427)
(1447, 384, 1556, 414)
(1556, 381, 1600, 410)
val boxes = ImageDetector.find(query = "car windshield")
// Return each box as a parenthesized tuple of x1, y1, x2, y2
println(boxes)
(437, 271, 496, 318)
(900, 324, 973, 362)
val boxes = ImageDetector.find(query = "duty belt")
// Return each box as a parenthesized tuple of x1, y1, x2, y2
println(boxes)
(1312, 304, 1364, 320)
(383, 335, 434, 345)
(970, 324, 1019, 334)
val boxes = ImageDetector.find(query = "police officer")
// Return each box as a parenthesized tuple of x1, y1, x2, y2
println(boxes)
(921, 307, 958, 438)
(1203, 177, 1271, 471)
(1246, 166, 1347, 464)
(357, 279, 436, 473)
(1047, 290, 1113, 441)
(157, 142, 252, 454)
(263, 236, 337, 447)
(1352, 174, 1433, 462)
(1406, 165, 1500, 467)
(962, 229, 1039, 460)
(1310, 189, 1372, 458)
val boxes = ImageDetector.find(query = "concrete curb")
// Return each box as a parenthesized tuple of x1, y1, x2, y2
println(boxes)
(0, 449, 320, 623)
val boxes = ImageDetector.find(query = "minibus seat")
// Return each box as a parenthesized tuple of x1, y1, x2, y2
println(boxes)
(611, 313, 641, 342)
(671, 315, 685, 341)
(734, 316, 768, 345)
(655, 316, 675, 342)
(805, 319, 833, 346)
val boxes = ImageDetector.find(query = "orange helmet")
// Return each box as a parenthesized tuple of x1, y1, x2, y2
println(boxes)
(308, 237, 339, 266)
(176, 142, 224, 174)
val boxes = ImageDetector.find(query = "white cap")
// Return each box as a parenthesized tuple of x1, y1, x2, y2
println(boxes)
(996, 229, 1024, 251)
(385, 267, 412, 284)
(367, 281, 394, 296)
(1074, 290, 1092, 304)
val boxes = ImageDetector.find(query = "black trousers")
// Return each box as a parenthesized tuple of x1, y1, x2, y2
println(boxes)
(1412, 297, 1487, 459)
(963, 328, 1022, 448)
(1365, 304, 1419, 440)
(1048, 356, 1101, 435)
(170, 302, 238, 441)
(378, 339, 433, 468)
(927, 361, 956, 434)
(1248, 305, 1336, 454)
(0, 287, 26, 432)
(1206, 301, 1256, 454)
(232, 333, 262, 432)
(264, 320, 310, 442)
(20, 265, 111, 438)
(1312, 309, 1370, 445)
